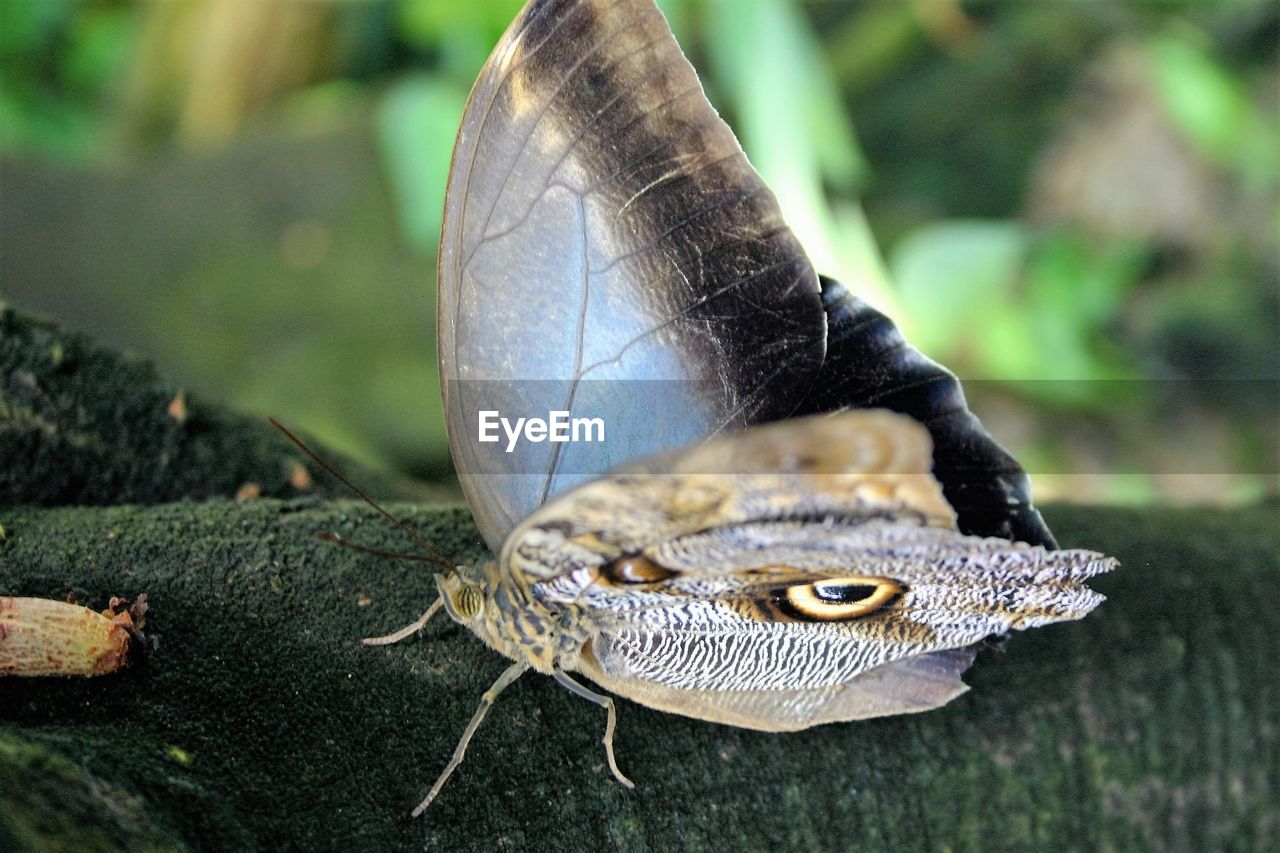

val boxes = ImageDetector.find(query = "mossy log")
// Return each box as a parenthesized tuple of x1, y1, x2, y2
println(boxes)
(0, 306, 439, 507)
(1, 307, 1276, 851)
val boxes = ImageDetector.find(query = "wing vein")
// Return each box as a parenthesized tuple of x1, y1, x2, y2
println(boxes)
(575, 257, 802, 380)
(539, 193, 595, 505)
(461, 0, 644, 278)
(589, 186, 768, 275)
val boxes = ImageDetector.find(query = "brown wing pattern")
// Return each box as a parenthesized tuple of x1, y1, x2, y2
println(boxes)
(503, 410, 955, 576)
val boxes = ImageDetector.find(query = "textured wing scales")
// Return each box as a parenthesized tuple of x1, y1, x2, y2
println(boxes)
(556, 520, 1112, 728)
(577, 644, 981, 732)
(508, 415, 1114, 729)
(554, 519, 1111, 687)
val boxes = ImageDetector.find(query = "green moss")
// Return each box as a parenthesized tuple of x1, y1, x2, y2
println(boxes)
(0, 733, 183, 852)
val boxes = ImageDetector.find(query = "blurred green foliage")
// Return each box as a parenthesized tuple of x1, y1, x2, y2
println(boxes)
(0, 0, 135, 157)
(379, 0, 521, 251)
(0, 0, 1275, 503)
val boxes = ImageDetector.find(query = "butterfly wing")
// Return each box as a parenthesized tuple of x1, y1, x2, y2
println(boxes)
(439, 0, 1057, 554)
(567, 519, 1110, 730)
(438, 0, 825, 549)
(501, 409, 957, 570)
(503, 411, 1114, 729)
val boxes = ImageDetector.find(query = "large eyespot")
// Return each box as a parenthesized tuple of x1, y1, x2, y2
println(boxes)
(782, 576, 903, 622)
(602, 555, 678, 585)
(453, 583, 484, 619)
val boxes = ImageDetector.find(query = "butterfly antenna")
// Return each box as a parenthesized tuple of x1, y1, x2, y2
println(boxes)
(315, 532, 446, 564)
(268, 417, 454, 570)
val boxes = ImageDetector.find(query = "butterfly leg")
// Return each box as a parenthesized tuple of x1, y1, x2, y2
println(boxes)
(362, 598, 443, 647)
(411, 660, 529, 817)
(553, 669, 635, 790)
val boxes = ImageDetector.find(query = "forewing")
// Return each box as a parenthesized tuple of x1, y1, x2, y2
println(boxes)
(802, 277, 1057, 547)
(438, 0, 826, 550)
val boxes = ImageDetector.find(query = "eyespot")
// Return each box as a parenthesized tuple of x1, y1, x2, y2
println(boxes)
(782, 576, 903, 622)
(602, 555, 678, 585)
(453, 584, 484, 619)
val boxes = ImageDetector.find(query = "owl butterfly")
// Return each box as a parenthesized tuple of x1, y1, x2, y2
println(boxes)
(376, 0, 1117, 817)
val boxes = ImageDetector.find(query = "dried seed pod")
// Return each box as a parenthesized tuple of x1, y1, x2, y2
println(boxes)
(0, 594, 149, 677)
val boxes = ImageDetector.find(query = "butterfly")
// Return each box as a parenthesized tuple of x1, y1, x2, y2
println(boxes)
(359, 410, 1113, 816)
(361, 0, 1117, 817)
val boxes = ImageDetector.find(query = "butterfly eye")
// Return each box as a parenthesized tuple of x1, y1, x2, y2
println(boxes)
(603, 556, 678, 586)
(783, 576, 903, 622)
(453, 584, 484, 619)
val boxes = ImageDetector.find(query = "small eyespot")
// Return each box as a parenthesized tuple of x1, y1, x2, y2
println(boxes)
(783, 576, 903, 622)
(602, 555, 678, 585)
